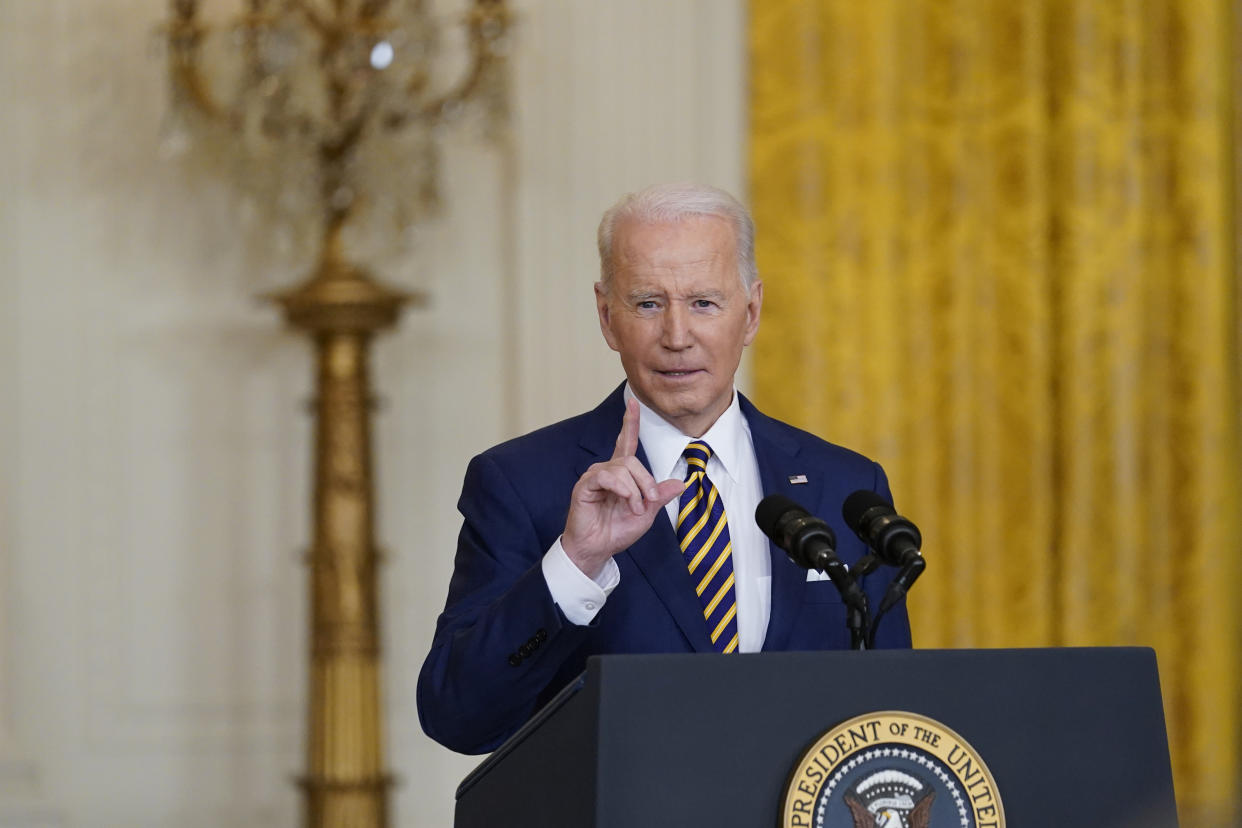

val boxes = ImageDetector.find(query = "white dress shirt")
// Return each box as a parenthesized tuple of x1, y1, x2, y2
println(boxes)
(542, 384, 771, 652)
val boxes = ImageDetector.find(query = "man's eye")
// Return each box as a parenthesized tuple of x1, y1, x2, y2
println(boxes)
(693, 299, 717, 309)
(636, 300, 658, 310)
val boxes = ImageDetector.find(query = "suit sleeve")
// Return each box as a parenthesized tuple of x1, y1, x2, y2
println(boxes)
(416, 453, 592, 754)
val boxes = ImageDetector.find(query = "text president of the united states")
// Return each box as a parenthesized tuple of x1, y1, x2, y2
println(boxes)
(417, 183, 911, 754)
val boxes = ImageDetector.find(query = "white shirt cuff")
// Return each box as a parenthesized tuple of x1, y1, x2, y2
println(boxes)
(542, 537, 620, 626)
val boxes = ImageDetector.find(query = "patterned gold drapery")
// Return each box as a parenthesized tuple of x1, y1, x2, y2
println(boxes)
(749, 2, 1240, 824)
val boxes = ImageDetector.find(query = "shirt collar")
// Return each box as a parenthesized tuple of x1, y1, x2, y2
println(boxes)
(625, 383, 749, 485)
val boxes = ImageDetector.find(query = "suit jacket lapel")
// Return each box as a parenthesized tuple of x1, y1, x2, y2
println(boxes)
(740, 395, 822, 652)
(575, 385, 714, 652)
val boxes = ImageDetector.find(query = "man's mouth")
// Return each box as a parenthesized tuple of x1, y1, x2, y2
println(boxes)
(657, 369, 701, 377)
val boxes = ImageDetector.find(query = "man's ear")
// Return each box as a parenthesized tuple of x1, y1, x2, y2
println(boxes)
(742, 279, 763, 346)
(595, 282, 620, 352)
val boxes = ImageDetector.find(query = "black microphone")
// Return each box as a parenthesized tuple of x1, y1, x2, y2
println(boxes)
(841, 490, 923, 568)
(755, 494, 839, 572)
(756, 494, 870, 647)
(842, 490, 925, 620)
(756, 494, 868, 606)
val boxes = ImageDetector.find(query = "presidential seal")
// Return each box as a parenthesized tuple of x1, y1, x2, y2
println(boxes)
(780, 711, 1004, 828)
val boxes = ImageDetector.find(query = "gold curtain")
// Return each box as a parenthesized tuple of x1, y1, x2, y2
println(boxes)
(750, 1, 1240, 823)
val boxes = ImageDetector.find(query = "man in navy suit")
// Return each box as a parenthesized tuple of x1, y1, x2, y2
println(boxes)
(417, 183, 911, 755)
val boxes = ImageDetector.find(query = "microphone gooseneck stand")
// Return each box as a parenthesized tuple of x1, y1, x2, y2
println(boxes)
(800, 545, 871, 650)
(835, 569, 870, 651)
(865, 556, 925, 649)
(841, 555, 879, 650)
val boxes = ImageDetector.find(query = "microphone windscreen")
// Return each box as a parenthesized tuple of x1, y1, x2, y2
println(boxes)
(842, 489, 890, 533)
(755, 494, 801, 539)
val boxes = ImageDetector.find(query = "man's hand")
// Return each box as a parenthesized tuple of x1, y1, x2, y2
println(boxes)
(561, 398, 684, 579)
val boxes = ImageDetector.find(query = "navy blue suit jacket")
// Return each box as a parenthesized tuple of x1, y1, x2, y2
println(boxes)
(417, 386, 912, 754)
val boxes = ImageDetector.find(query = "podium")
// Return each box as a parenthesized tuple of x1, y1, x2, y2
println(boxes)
(455, 648, 1177, 827)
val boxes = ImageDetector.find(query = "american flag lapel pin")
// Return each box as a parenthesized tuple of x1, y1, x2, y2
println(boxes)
(788, 474, 809, 484)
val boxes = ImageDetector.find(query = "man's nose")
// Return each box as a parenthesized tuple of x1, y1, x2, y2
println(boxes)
(661, 305, 693, 349)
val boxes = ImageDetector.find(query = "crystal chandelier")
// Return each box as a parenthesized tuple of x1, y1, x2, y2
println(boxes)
(164, 0, 510, 265)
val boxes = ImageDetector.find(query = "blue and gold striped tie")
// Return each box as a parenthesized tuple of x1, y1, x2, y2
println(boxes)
(676, 441, 738, 654)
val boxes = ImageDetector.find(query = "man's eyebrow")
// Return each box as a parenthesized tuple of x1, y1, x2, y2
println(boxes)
(625, 288, 729, 302)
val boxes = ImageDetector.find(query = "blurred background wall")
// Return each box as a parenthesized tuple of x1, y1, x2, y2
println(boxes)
(2, 1, 1240, 827)
(0, 1, 743, 826)
(751, 3, 1241, 825)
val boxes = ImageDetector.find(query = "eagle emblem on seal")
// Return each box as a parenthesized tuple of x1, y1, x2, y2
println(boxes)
(843, 769, 936, 828)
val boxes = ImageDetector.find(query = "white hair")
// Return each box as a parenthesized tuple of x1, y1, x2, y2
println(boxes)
(596, 182, 758, 291)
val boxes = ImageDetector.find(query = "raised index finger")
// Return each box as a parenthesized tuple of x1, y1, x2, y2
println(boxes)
(612, 397, 640, 459)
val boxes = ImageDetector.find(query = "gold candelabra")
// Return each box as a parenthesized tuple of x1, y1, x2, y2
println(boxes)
(162, 2, 510, 825)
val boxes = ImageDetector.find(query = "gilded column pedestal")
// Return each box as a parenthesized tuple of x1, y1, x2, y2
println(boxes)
(161, 3, 510, 824)
(271, 251, 422, 828)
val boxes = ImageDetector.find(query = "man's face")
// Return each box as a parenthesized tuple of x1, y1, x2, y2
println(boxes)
(596, 215, 763, 438)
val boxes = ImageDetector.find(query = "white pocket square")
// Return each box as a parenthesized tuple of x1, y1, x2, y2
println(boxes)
(805, 561, 849, 582)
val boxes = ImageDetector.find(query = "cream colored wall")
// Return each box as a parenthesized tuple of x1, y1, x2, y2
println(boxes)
(0, 1, 744, 826)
